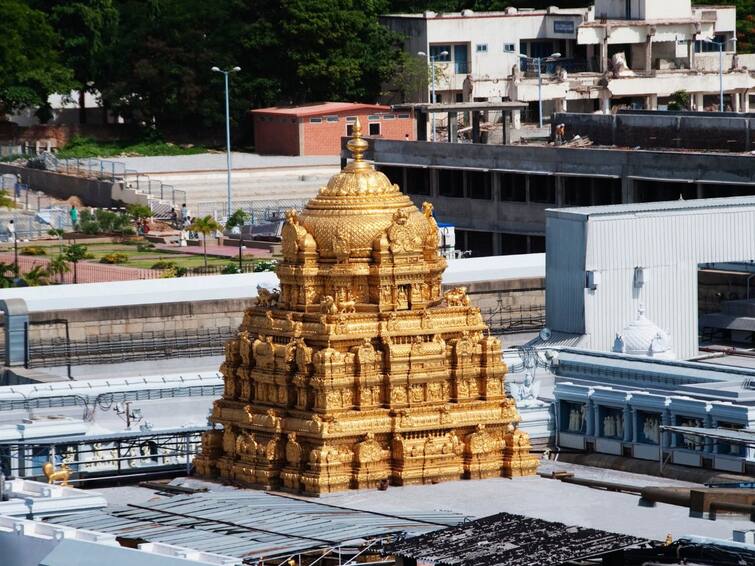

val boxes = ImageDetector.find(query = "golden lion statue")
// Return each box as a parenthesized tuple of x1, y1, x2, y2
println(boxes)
(43, 462, 71, 486)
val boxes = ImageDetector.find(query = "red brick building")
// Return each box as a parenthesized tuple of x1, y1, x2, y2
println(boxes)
(251, 102, 414, 156)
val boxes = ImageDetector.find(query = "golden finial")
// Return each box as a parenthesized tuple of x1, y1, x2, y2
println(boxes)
(346, 118, 369, 169)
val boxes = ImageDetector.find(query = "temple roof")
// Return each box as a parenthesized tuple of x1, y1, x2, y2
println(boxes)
(295, 119, 436, 261)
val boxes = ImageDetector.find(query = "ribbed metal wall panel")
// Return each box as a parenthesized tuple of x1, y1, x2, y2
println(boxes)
(545, 215, 586, 334)
(547, 201, 755, 359)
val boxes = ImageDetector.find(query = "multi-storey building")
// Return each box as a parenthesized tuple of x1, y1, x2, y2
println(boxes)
(382, 1, 751, 121)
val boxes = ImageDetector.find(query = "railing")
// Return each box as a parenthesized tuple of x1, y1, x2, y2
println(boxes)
(38, 152, 186, 211)
(27, 326, 237, 367)
(0, 428, 207, 483)
(482, 300, 545, 334)
(194, 198, 308, 223)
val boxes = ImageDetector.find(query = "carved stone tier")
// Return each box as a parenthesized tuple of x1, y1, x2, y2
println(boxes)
(193, 120, 537, 494)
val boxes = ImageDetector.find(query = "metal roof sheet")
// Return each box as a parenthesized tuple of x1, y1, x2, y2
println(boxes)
(47, 491, 463, 560)
(547, 195, 755, 219)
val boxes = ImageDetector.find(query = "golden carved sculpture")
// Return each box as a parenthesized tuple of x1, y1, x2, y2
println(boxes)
(43, 462, 71, 486)
(194, 119, 537, 494)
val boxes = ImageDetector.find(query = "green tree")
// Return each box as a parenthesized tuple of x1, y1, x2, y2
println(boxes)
(0, 262, 15, 288)
(225, 208, 249, 271)
(34, 0, 119, 123)
(63, 243, 88, 284)
(0, 0, 73, 117)
(189, 215, 222, 269)
(47, 253, 71, 284)
(127, 203, 152, 222)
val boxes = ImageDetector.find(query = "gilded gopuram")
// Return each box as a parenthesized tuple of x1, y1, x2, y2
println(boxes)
(194, 121, 538, 495)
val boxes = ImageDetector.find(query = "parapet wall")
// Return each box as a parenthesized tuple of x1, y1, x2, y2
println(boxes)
(0, 163, 115, 207)
(553, 111, 755, 152)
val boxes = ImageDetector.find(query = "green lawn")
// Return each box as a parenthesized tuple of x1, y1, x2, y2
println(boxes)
(56, 135, 208, 159)
(74, 243, 233, 270)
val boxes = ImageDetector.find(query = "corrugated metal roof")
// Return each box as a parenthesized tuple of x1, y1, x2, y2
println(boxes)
(251, 103, 390, 117)
(547, 195, 755, 219)
(48, 491, 464, 561)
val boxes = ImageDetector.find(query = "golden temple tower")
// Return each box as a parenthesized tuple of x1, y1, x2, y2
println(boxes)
(194, 120, 538, 494)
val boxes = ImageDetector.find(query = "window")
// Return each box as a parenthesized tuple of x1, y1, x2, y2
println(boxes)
(429, 45, 451, 61)
(369, 122, 381, 136)
(326, 115, 339, 122)
(367, 115, 380, 121)
(503, 43, 516, 53)
(346, 116, 357, 122)
(475, 44, 488, 53)
(382, 114, 395, 120)
(454, 44, 469, 74)
(398, 113, 410, 119)
(346, 124, 354, 136)
(309, 117, 322, 123)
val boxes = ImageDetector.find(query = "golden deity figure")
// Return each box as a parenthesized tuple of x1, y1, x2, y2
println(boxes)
(194, 119, 538, 494)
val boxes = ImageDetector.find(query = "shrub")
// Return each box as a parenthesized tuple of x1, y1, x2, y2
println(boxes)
(221, 263, 241, 274)
(253, 260, 277, 272)
(20, 246, 47, 256)
(99, 253, 129, 264)
(151, 259, 177, 270)
(137, 242, 156, 252)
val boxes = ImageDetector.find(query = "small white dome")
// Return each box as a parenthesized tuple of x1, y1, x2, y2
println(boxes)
(613, 305, 676, 360)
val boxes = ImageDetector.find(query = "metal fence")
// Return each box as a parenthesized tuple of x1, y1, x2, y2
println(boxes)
(482, 302, 545, 334)
(39, 152, 187, 213)
(28, 326, 237, 368)
(194, 198, 309, 224)
(0, 428, 206, 483)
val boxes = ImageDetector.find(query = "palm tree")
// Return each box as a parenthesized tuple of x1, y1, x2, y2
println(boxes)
(225, 209, 250, 271)
(48, 254, 71, 284)
(189, 215, 223, 269)
(21, 264, 50, 286)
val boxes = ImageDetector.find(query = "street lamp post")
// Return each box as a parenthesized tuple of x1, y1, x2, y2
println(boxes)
(418, 50, 449, 142)
(519, 53, 561, 128)
(211, 66, 241, 217)
(700, 38, 737, 111)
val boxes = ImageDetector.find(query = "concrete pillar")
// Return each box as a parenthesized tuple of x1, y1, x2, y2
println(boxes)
(623, 406, 632, 443)
(593, 404, 601, 438)
(631, 408, 638, 443)
(696, 183, 704, 199)
(600, 39, 609, 73)
(555, 98, 567, 114)
(447, 111, 458, 143)
(694, 93, 704, 111)
(648, 94, 658, 110)
(511, 109, 522, 130)
(688, 40, 695, 70)
(471, 111, 481, 143)
(492, 232, 501, 255)
(586, 399, 594, 436)
(662, 410, 672, 449)
(555, 175, 565, 207)
(732, 91, 741, 113)
(600, 91, 611, 114)
(430, 169, 439, 198)
(644, 36, 653, 72)
(741, 91, 750, 113)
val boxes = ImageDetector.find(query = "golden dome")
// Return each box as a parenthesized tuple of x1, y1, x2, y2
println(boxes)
(298, 119, 434, 260)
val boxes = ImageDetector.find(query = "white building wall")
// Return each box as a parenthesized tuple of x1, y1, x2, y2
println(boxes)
(546, 199, 755, 360)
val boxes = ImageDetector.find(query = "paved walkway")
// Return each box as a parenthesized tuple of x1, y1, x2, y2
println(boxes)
(154, 242, 272, 259)
(118, 152, 339, 173)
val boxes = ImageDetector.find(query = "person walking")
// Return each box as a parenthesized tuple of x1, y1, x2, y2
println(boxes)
(69, 205, 79, 230)
(170, 208, 178, 228)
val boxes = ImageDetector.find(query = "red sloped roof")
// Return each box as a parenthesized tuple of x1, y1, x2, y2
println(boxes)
(251, 102, 391, 117)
